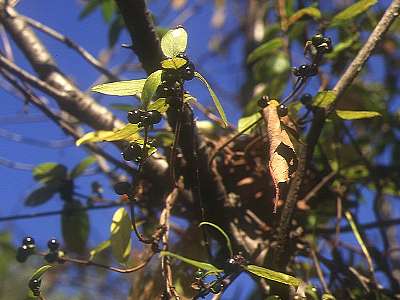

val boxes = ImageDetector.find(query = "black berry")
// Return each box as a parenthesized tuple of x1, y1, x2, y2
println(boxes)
(22, 236, 35, 246)
(257, 96, 269, 108)
(293, 64, 318, 78)
(181, 62, 195, 81)
(157, 81, 175, 98)
(113, 181, 131, 195)
(127, 109, 144, 124)
(122, 143, 142, 162)
(300, 93, 313, 106)
(194, 269, 205, 279)
(161, 69, 179, 83)
(47, 238, 60, 251)
(147, 110, 162, 125)
(16, 245, 29, 263)
(277, 104, 288, 117)
(311, 34, 325, 47)
(210, 282, 224, 294)
(29, 278, 41, 296)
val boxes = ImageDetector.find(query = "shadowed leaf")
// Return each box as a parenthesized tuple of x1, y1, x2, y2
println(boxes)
(247, 38, 284, 64)
(160, 251, 223, 273)
(330, 0, 377, 27)
(70, 156, 97, 178)
(110, 208, 132, 264)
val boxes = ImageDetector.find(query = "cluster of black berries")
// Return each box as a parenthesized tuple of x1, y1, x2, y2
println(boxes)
(257, 95, 288, 117)
(293, 33, 332, 79)
(45, 238, 64, 263)
(16, 236, 36, 263)
(128, 109, 162, 128)
(157, 55, 195, 107)
(122, 142, 145, 162)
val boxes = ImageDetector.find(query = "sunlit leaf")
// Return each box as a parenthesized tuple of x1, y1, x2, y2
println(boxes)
(330, 0, 377, 27)
(161, 57, 188, 69)
(89, 239, 111, 261)
(70, 156, 97, 178)
(110, 208, 132, 263)
(313, 90, 337, 108)
(244, 264, 302, 286)
(335, 110, 381, 120)
(199, 222, 233, 257)
(160, 251, 223, 273)
(194, 71, 228, 127)
(237, 112, 261, 134)
(288, 7, 321, 26)
(25, 184, 59, 207)
(62, 201, 89, 253)
(91, 79, 146, 97)
(33, 163, 67, 184)
(30, 265, 53, 281)
(76, 124, 141, 146)
(322, 294, 337, 300)
(148, 98, 169, 113)
(161, 27, 188, 58)
(247, 38, 284, 64)
(142, 70, 163, 109)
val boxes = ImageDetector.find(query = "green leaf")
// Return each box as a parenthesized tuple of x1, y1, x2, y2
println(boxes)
(199, 222, 233, 257)
(79, 0, 101, 20)
(288, 7, 321, 26)
(148, 98, 169, 113)
(330, 0, 377, 27)
(160, 251, 223, 273)
(101, 0, 115, 22)
(161, 57, 188, 69)
(326, 35, 359, 60)
(237, 112, 262, 134)
(244, 265, 302, 286)
(89, 239, 111, 261)
(62, 201, 90, 253)
(322, 294, 337, 300)
(314, 90, 337, 108)
(76, 124, 141, 146)
(336, 110, 381, 120)
(25, 184, 59, 207)
(194, 72, 228, 127)
(33, 163, 67, 184)
(110, 208, 132, 263)
(160, 27, 188, 58)
(70, 156, 97, 178)
(91, 79, 146, 97)
(30, 265, 53, 281)
(247, 38, 284, 64)
(142, 70, 163, 109)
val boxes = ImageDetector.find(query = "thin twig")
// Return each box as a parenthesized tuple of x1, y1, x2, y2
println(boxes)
(310, 247, 330, 294)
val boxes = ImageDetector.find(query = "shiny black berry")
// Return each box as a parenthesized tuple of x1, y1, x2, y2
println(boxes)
(113, 181, 132, 195)
(293, 64, 318, 78)
(161, 69, 179, 83)
(277, 104, 288, 117)
(194, 269, 205, 279)
(48, 238, 60, 251)
(300, 93, 313, 106)
(157, 81, 174, 98)
(122, 143, 142, 162)
(210, 282, 224, 294)
(127, 109, 144, 124)
(16, 245, 29, 263)
(257, 96, 269, 108)
(147, 110, 162, 125)
(45, 251, 58, 263)
(181, 62, 195, 81)
(22, 236, 35, 246)
(312, 34, 332, 53)
(29, 278, 41, 296)
(311, 34, 325, 47)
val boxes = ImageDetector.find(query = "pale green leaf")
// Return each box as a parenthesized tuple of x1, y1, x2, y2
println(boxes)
(237, 112, 262, 134)
(76, 124, 141, 146)
(161, 27, 188, 58)
(30, 265, 53, 281)
(110, 208, 132, 263)
(160, 251, 223, 273)
(70, 156, 97, 178)
(330, 0, 377, 27)
(142, 70, 163, 109)
(247, 38, 284, 64)
(313, 90, 337, 108)
(89, 239, 111, 261)
(199, 222, 233, 257)
(161, 57, 188, 69)
(336, 110, 381, 120)
(148, 98, 169, 113)
(288, 7, 321, 26)
(33, 163, 67, 184)
(244, 265, 302, 286)
(194, 71, 228, 127)
(91, 79, 146, 96)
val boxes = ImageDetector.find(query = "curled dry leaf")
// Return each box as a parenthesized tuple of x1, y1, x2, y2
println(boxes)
(262, 100, 298, 212)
